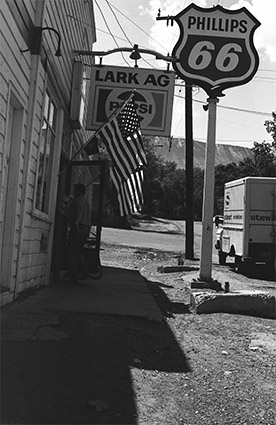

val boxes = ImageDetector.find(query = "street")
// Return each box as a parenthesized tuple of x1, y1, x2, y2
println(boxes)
(102, 220, 200, 251)
(102, 221, 222, 263)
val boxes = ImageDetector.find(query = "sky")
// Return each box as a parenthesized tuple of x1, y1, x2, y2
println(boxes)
(92, 0, 276, 148)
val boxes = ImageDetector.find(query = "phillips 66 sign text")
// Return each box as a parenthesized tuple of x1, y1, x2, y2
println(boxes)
(172, 4, 260, 96)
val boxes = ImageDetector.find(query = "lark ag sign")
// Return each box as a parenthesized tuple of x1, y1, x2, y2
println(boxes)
(86, 65, 175, 136)
(172, 4, 260, 96)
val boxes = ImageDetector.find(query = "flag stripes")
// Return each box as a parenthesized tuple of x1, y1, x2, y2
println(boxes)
(98, 118, 146, 179)
(97, 97, 146, 216)
(111, 167, 144, 216)
(99, 120, 134, 181)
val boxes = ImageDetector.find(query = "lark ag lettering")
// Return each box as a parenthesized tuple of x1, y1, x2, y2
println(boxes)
(95, 69, 171, 87)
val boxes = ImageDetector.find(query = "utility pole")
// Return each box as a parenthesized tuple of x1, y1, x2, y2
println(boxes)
(185, 82, 194, 260)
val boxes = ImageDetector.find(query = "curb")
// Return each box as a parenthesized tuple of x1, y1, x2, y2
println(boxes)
(190, 290, 276, 319)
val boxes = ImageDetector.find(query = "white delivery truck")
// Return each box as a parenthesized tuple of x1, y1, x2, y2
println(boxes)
(215, 177, 276, 273)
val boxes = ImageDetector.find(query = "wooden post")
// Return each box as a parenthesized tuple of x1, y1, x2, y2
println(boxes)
(185, 83, 194, 259)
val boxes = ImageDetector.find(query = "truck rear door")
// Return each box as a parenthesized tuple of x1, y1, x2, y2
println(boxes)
(247, 179, 276, 263)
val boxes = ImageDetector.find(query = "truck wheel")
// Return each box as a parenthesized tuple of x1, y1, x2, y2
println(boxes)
(234, 256, 243, 273)
(218, 250, 227, 265)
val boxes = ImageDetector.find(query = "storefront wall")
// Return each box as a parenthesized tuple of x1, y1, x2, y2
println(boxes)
(0, 0, 95, 302)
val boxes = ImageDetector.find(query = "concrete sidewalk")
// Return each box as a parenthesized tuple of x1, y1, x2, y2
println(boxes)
(0, 266, 164, 425)
(1, 266, 162, 341)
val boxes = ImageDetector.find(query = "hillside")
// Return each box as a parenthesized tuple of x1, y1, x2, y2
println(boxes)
(151, 137, 254, 169)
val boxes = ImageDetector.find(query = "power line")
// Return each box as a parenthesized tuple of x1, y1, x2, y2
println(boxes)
(174, 94, 272, 117)
(94, 0, 130, 67)
(67, 14, 131, 44)
(95, 26, 127, 43)
(196, 138, 272, 143)
(253, 76, 276, 82)
(104, 0, 132, 45)
(106, 1, 167, 53)
(103, 0, 155, 68)
(217, 104, 271, 116)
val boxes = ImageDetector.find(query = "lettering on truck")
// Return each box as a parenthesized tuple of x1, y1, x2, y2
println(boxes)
(250, 213, 276, 221)
(223, 213, 243, 221)
(233, 214, 242, 220)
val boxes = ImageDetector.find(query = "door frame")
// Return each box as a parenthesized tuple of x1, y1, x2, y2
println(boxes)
(0, 89, 24, 291)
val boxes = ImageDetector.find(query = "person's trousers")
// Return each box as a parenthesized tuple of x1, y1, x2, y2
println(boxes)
(68, 224, 90, 282)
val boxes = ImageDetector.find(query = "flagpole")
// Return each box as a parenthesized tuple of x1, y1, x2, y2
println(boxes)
(57, 90, 136, 178)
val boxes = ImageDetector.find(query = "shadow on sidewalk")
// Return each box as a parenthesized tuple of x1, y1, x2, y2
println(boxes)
(1, 266, 191, 425)
(144, 277, 191, 318)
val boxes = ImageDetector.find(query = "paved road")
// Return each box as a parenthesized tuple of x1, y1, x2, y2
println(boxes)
(101, 221, 214, 260)
(101, 221, 276, 290)
(102, 226, 187, 253)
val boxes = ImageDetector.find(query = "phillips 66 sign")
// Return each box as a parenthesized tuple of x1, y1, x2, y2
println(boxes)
(172, 4, 260, 96)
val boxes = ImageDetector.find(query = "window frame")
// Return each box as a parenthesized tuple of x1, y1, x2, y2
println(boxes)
(33, 89, 58, 219)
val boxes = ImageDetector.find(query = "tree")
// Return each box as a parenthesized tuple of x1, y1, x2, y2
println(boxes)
(142, 137, 166, 216)
(161, 167, 186, 218)
(142, 137, 187, 218)
(248, 112, 276, 176)
(251, 141, 276, 176)
(247, 112, 276, 177)
(193, 167, 204, 220)
(264, 111, 276, 143)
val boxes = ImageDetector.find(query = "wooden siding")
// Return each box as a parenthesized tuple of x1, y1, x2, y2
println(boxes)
(43, 0, 95, 151)
(5, 0, 34, 46)
(0, 2, 29, 293)
(1, 0, 97, 297)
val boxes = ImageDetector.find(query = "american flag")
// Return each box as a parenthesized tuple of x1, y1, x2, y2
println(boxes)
(97, 98, 147, 216)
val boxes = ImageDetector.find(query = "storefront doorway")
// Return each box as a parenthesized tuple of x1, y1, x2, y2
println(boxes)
(51, 160, 106, 281)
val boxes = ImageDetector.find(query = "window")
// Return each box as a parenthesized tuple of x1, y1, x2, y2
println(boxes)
(35, 92, 57, 213)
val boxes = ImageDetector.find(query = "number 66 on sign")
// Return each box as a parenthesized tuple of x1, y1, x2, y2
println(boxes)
(172, 3, 260, 96)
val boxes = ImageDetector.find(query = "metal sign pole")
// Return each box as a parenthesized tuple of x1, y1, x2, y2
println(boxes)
(199, 97, 219, 281)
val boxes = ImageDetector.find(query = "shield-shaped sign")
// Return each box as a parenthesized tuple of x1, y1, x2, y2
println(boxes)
(172, 4, 260, 96)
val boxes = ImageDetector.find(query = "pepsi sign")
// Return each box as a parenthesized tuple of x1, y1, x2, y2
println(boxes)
(86, 65, 175, 136)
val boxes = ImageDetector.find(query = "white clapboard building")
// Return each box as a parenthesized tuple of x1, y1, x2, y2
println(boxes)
(0, 0, 97, 304)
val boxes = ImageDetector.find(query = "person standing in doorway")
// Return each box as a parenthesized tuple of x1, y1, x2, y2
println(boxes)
(68, 183, 91, 284)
